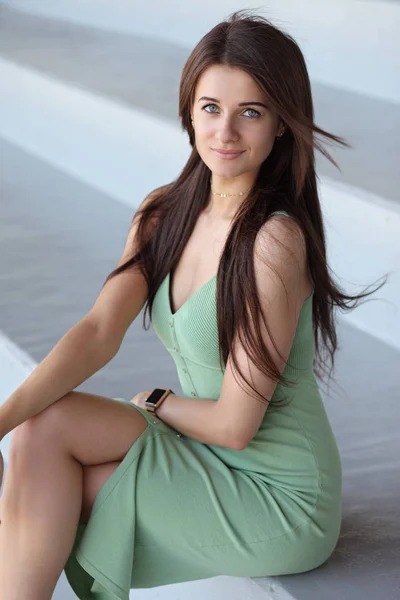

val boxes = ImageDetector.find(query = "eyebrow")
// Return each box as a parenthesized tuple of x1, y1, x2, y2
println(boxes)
(198, 96, 268, 109)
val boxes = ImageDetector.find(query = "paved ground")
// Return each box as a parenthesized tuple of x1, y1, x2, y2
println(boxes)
(0, 137, 179, 398)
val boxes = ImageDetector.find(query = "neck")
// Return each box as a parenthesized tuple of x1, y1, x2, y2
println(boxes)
(204, 192, 246, 221)
(207, 173, 256, 219)
(211, 172, 256, 196)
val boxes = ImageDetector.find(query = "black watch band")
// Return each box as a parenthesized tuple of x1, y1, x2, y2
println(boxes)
(144, 388, 174, 413)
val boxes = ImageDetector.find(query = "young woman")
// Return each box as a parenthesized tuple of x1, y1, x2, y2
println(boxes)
(0, 10, 384, 600)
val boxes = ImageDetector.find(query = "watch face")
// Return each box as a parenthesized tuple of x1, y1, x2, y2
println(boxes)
(146, 388, 165, 405)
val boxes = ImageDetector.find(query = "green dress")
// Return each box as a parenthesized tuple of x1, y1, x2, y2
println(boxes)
(64, 211, 342, 599)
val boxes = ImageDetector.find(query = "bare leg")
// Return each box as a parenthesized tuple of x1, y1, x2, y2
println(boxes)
(0, 433, 82, 600)
(0, 448, 4, 523)
(0, 449, 3, 490)
(0, 392, 148, 600)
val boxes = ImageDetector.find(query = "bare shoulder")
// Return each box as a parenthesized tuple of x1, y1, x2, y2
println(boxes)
(256, 213, 307, 262)
(254, 213, 310, 303)
(120, 183, 172, 265)
(85, 183, 172, 347)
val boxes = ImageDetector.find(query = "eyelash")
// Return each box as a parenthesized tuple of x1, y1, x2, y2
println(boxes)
(202, 104, 262, 119)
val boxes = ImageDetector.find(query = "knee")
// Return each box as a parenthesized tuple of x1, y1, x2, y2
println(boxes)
(8, 422, 40, 472)
(8, 396, 71, 466)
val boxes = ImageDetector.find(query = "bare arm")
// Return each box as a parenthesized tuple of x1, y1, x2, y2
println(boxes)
(0, 186, 165, 439)
(155, 393, 234, 448)
(155, 215, 310, 450)
(0, 318, 120, 438)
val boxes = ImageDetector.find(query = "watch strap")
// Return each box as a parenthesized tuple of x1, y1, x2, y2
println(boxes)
(145, 388, 174, 414)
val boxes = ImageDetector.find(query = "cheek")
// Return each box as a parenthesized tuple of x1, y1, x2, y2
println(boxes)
(241, 131, 274, 162)
(194, 125, 216, 158)
(195, 121, 214, 139)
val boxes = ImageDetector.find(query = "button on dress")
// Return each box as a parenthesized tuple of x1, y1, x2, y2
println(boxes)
(64, 211, 342, 600)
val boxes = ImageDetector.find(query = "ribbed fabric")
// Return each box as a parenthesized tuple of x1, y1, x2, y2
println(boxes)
(63, 211, 342, 600)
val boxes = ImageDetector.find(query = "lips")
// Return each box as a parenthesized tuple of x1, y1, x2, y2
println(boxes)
(212, 148, 244, 160)
(213, 148, 243, 154)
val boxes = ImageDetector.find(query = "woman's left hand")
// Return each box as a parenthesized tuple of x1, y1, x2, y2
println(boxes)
(129, 391, 153, 410)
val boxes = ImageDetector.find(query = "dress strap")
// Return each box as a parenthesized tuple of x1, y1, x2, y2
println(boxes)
(269, 210, 291, 218)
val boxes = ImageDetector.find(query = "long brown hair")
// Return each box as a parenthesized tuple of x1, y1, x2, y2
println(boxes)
(103, 10, 386, 407)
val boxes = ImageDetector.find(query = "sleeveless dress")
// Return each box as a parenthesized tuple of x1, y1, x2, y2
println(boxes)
(64, 211, 342, 600)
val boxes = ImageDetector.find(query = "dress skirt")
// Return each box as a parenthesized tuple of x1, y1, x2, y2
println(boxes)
(63, 397, 341, 600)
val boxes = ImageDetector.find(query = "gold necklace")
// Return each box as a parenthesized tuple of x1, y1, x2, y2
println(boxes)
(211, 184, 252, 198)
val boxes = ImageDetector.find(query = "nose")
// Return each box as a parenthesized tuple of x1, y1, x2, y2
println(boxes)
(216, 116, 239, 144)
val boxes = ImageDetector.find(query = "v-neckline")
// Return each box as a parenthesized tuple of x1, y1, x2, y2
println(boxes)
(167, 270, 217, 316)
(165, 270, 314, 318)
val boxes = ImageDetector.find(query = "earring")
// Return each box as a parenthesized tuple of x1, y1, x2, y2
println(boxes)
(276, 126, 286, 139)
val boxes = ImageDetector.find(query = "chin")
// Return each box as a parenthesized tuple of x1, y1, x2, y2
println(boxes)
(211, 169, 243, 181)
(213, 164, 247, 176)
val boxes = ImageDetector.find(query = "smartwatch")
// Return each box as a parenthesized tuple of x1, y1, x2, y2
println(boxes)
(144, 388, 174, 414)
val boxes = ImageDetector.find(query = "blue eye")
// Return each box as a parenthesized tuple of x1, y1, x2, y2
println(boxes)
(203, 104, 219, 113)
(243, 108, 261, 119)
(202, 104, 261, 119)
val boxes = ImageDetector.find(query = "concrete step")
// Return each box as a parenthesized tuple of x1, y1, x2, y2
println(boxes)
(0, 4, 399, 205)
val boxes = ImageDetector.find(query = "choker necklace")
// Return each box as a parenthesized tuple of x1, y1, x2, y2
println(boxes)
(211, 184, 252, 198)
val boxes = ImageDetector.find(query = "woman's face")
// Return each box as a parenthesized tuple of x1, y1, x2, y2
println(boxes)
(191, 64, 282, 181)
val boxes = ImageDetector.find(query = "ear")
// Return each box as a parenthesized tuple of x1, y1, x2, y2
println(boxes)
(276, 123, 286, 138)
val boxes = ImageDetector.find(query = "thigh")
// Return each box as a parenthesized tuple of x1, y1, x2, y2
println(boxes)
(80, 460, 122, 524)
(9, 391, 149, 467)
